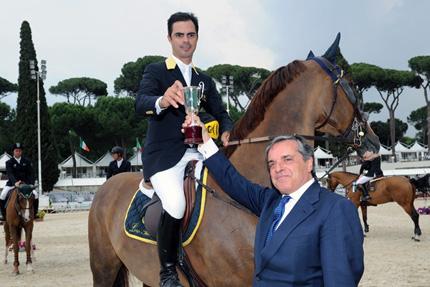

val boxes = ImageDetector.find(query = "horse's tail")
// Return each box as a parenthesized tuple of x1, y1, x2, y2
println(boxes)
(113, 264, 129, 287)
(409, 178, 417, 188)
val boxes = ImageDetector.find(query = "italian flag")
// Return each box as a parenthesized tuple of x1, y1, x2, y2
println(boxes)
(80, 137, 90, 152)
(135, 137, 143, 152)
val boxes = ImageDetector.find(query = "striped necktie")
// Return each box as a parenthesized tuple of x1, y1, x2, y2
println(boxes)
(265, 195, 291, 244)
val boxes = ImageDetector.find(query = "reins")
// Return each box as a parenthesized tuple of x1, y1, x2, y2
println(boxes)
(187, 171, 253, 214)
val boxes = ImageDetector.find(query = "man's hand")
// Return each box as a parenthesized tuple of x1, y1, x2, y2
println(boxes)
(159, 80, 184, 109)
(221, 131, 230, 147)
(182, 114, 211, 143)
(14, 180, 22, 188)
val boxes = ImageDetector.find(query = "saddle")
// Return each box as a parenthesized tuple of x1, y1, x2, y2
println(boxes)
(369, 175, 384, 192)
(143, 160, 199, 239)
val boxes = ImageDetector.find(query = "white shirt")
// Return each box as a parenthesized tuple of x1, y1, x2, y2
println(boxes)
(14, 157, 21, 164)
(275, 178, 315, 230)
(198, 139, 316, 229)
(116, 159, 123, 169)
(155, 55, 193, 114)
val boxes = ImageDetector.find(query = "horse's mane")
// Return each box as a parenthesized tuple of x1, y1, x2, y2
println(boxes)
(225, 60, 307, 157)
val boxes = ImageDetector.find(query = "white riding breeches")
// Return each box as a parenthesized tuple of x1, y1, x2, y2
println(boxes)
(0, 185, 14, 200)
(355, 175, 373, 185)
(0, 185, 38, 200)
(150, 148, 203, 219)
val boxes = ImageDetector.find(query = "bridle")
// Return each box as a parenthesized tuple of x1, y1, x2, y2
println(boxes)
(227, 57, 368, 148)
(15, 189, 34, 223)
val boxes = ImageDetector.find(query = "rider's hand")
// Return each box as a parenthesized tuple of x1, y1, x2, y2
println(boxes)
(221, 131, 230, 147)
(159, 80, 184, 109)
(182, 114, 211, 143)
(14, 181, 21, 187)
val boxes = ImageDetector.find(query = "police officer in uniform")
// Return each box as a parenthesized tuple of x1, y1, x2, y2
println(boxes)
(0, 143, 36, 221)
(106, 146, 131, 179)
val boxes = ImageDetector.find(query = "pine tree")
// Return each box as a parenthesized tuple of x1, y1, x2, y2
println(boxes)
(16, 20, 59, 191)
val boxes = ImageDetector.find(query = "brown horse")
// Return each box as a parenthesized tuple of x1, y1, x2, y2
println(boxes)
(326, 171, 421, 241)
(3, 184, 36, 274)
(89, 35, 379, 286)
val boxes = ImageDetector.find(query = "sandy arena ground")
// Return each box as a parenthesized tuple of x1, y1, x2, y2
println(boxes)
(1, 200, 430, 287)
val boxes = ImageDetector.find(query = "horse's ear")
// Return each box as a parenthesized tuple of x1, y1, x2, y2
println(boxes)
(306, 50, 315, 60)
(322, 32, 341, 63)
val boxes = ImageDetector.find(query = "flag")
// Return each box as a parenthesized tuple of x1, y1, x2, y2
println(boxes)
(135, 138, 143, 152)
(80, 137, 90, 152)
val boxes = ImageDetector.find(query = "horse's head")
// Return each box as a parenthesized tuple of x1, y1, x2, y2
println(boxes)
(15, 184, 36, 222)
(325, 174, 338, 191)
(306, 32, 381, 156)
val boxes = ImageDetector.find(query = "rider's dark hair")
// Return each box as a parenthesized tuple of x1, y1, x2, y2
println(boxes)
(167, 12, 199, 37)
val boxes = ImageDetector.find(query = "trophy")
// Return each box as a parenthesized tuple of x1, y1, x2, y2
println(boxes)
(183, 82, 204, 144)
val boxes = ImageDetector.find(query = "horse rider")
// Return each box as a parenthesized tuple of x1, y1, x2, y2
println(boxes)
(136, 12, 232, 287)
(0, 143, 37, 221)
(106, 146, 131, 179)
(355, 150, 383, 201)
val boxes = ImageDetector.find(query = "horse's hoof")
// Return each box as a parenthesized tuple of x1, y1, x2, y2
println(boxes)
(411, 236, 421, 242)
(27, 263, 34, 273)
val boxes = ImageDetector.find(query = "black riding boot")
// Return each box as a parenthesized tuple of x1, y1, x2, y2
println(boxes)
(0, 199, 6, 221)
(360, 184, 371, 201)
(157, 211, 183, 287)
(34, 198, 39, 218)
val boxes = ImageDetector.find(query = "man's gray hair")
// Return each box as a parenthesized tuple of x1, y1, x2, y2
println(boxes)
(265, 135, 314, 164)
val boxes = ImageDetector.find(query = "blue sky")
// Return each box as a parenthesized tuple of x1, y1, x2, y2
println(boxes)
(1, 0, 429, 136)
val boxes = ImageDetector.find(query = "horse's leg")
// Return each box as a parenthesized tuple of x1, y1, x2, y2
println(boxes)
(25, 224, 34, 272)
(4, 224, 9, 264)
(88, 212, 126, 286)
(410, 206, 421, 242)
(10, 226, 20, 275)
(398, 200, 421, 241)
(360, 204, 369, 233)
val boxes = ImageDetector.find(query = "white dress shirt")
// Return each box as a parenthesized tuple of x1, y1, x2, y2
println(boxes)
(275, 178, 315, 230)
(155, 55, 193, 114)
(116, 159, 123, 168)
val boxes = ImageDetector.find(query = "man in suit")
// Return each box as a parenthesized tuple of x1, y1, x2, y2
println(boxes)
(0, 143, 36, 221)
(106, 146, 131, 179)
(184, 115, 364, 286)
(135, 12, 233, 287)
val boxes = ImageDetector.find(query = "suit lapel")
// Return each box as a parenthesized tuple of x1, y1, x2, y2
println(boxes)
(190, 67, 201, 87)
(256, 182, 321, 274)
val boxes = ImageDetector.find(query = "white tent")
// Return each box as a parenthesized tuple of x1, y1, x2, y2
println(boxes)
(94, 151, 112, 167)
(129, 150, 143, 168)
(394, 142, 410, 153)
(394, 142, 415, 161)
(379, 145, 392, 156)
(0, 152, 11, 171)
(58, 152, 95, 178)
(314, 146, 334, 168)
(408, 142, 427, 153)
(408, 142, 428, 160)
(59, 152, 93, 168)
(314, 146, 334, 159)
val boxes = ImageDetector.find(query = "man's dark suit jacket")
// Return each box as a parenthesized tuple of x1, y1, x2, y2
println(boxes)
(136, 58, 233, 180)
(5, 157, 34, 187)
(106, 160, 131, 179)
(204, 151, 364, 287)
